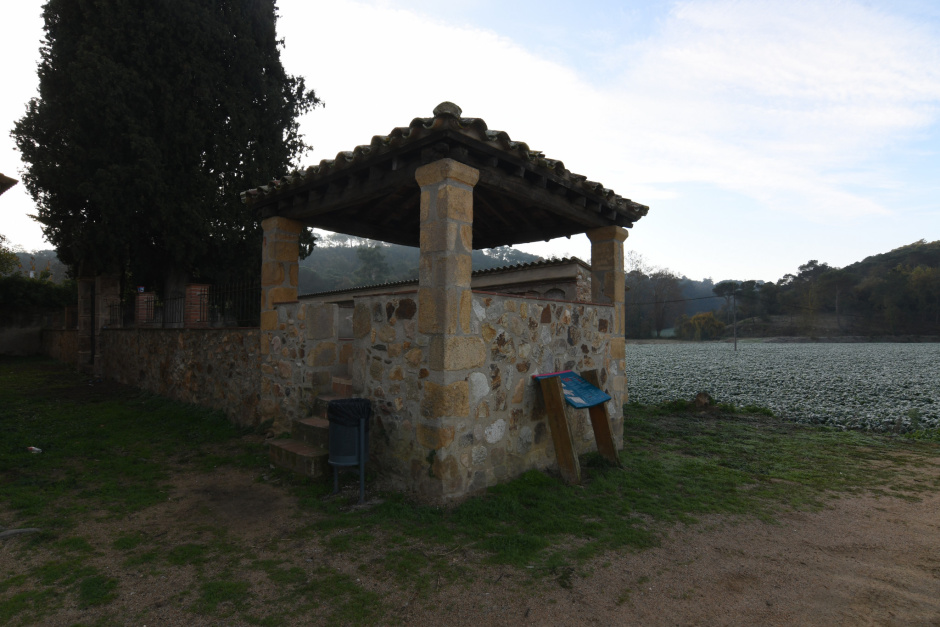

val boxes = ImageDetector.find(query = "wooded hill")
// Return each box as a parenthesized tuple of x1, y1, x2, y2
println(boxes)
(298, 233, 541, 294)
(7, 234, 937, 337)
(671, 239, 940, 338)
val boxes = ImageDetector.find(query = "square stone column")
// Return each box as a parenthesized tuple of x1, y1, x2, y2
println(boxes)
(259, 216, 303, 427)
(586, 226, 628, 332)
(415, 158, 482, 500)
(76, 275, 94, 373)
(587, 225, 628, 406)
(260, 216, 303, 331)
(184, 284, 210, 328)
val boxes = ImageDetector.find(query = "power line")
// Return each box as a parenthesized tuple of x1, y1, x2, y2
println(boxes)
(628, 295, 722, 306)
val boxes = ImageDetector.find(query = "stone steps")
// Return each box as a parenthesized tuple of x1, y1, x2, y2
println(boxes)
(267, 376, 355, 479)
(292, 416, 329, 448)
(268, 438, 329, 479)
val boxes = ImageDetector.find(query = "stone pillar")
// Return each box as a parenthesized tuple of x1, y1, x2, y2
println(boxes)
(305, 302, 340, 393)
(136, 292, 155, 326)
(184, 284, 209, 328)
(587, 226, 628, 433)
(587, 225, 628, 332)
(93, 274, 120, 376)
(259, 216, 303, 426)
(76, 272, 94, 373)
(415, 158, 482, 500)
(260, 216, 302, 332)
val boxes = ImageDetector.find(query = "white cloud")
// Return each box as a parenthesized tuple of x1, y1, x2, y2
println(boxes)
(4, 0, 938, 278)
(606, 0, 940, 219)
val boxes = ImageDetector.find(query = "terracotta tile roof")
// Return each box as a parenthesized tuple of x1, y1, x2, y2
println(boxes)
(0, 173, 17, 197)
(243, 103, 648, 231)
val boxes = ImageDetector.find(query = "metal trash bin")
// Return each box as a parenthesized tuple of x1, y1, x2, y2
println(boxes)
(327, 398, 371, 504)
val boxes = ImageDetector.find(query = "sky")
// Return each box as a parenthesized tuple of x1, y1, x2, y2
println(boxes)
(1, 0, 939, 282)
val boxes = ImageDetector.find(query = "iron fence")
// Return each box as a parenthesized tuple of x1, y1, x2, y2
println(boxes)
(204, 282, 261, 328)
(106, 282, 260, 329)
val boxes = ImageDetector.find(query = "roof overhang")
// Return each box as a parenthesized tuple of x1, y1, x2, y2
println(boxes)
(0, 173, 17, 197)
(243, 103, 648, 250)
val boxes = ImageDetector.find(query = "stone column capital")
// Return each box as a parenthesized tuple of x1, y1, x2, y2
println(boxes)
(416, 158, 480, 188)
(261, 216, 304, 234)
(586, 225, 629, 244)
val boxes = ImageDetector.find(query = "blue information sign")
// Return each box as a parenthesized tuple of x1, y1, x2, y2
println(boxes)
(532, 371, 611, 408)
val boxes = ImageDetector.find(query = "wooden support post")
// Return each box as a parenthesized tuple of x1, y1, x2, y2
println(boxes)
(582, 370, 622, 467)
(538, 376, 581, 485)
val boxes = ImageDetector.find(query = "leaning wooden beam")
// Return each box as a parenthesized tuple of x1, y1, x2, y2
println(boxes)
(581, 369, 622, 467)
(537, 375, 581, 485)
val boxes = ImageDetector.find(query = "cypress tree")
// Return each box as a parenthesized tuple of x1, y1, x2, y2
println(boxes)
(12, 0, 320, 289)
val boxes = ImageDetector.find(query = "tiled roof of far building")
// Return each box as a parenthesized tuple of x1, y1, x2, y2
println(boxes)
(300, 256, 588, 299)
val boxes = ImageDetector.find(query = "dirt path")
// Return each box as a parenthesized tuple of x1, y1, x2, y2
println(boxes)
(5, 465, 939, 626)
(408, 490, 940, 626)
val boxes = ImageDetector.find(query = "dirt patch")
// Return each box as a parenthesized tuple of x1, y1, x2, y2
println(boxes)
(3, 460, 939, 626)
(407, 485, 940, 626)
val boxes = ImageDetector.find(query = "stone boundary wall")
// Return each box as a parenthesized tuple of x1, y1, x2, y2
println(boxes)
(353, 291, 622, 499)
(41, 329, 78, 364)
(97, 328, 262, 426)
(259, 301, 353, 432)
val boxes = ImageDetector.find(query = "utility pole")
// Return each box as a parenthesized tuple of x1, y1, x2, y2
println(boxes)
(732, 291, 737, 352)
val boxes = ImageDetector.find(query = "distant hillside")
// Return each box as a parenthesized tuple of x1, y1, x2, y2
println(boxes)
(298, 233, 541, 294)
(712, 240, 940, 338)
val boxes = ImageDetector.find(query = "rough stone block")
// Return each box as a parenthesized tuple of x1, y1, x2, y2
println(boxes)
(396, 298, 417, 320)
(459, 289, 473, 333)
(429, 336, 485, 371)
(603, 272, 625, 303)
(415, 158, 480, 189)
(267, 286, 296, 307)
(586, 225, 628, 244)
(420, 189, 431, 221)
(260, 310, 279, 331)
(274, 241, 299, 262)
(261, 216, 303, 234)
(261, 262, 284, 286)
(436, 185, 474, 223)
(306, 303, 338, 340)
(377, 324, 396, 343)
(460, 224, 473, 252)
(417, 424, 455, 449)
(405, 347, 424, 368)
(308, 342, 336, 367)
(421, 380, 469, 418)
(610, 337, 625, 359)
(419, 221, 459, 254)
(289, 264, 298, 288)
(417, 288, 438, 334)
(352, 304, 371, 338)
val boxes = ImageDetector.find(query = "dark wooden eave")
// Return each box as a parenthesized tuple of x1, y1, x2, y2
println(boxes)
(243, 103, 649, 250)
(0, 173, 16, 198)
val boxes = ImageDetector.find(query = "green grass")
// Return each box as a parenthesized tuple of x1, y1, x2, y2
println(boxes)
(283, 403, 939, 572)
(1, 356, 939, 626)
(77, 575, 118, 608)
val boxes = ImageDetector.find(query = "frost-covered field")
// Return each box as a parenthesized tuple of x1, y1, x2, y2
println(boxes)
(625, 342, 940, 432)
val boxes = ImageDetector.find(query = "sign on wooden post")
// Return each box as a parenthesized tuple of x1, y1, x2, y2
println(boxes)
(533, 369, 622, 485)
(536, 375, 581, 485)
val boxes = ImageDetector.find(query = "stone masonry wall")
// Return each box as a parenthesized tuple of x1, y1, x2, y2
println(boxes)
(97, 328, 262, 426)
(259, 300, 352, 433)
(353, 291, 622, 501)
(41, 329, 78, 364)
